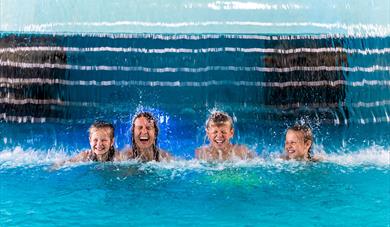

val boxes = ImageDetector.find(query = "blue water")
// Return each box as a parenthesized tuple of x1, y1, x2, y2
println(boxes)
(1, 32, 389, 226)
(1, 160, 389, 226)
(1, 1, 390, 224)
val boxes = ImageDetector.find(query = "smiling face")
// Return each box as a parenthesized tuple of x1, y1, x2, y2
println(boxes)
(284, 130, 311, 160)
(89, 127, 114, 156)
(133, 116, 156, 150)
(206, 122, 234, 150)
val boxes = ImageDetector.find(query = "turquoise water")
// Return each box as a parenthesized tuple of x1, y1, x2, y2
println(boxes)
(0, 33, 389, 226)
(1, 0, 390, 226)
(1, 160, 389, 226)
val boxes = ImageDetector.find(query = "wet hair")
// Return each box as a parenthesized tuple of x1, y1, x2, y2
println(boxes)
(88, 121, 116, 162)
(206, 111, 234, 129)
(89, 121, 115, 138)
(131, 112, 160, 161)
(287, 124, 313, 159)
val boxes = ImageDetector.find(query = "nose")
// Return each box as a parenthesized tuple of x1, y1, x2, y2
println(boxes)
(97, 140, 104, 146)
(140, 127, 148, 134)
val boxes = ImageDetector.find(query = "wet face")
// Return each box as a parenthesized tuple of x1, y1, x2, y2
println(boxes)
(133, 116, 156, 150)
(206, 122, 234, 150)
(89, 128, 114, 156)
(284, 130, 311, 160)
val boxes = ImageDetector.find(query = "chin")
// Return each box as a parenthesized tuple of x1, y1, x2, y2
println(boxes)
(214, 145, 226, 149)
(137, 144, 152, 149)
(94, 151, 108, 155)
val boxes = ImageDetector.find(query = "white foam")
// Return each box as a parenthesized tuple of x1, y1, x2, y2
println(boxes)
(320, 147, 390, 167)
(0, 146, 68, 169)
(0, 146, 388, 170)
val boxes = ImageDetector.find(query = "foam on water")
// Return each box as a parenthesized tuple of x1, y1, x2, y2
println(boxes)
(0, 147, 68, 169)
(1, 146, 388, 170)
(323, 147, 390, 167)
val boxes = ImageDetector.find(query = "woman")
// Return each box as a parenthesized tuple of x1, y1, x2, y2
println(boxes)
(122, 112, 171, 162)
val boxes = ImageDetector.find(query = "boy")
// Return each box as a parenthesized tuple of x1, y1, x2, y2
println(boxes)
(195, 111, 254, 161)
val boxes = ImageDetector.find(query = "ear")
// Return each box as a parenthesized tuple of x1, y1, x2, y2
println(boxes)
(230, 128, 234, 137)
(110, 138, 115, 147)
(304, 140, 312, 152)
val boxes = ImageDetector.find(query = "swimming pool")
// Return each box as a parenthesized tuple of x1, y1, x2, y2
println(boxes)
(1, 1, 390, 226)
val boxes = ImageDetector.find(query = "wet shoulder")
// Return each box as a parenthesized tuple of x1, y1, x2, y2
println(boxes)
(310, 155, 322, 162)
(159, 148, 173, 161)
(232, 144, 255, 159)
(118, 147, 135, 160)
(195, 146, 210, 159)
(69, 150, 91, 162)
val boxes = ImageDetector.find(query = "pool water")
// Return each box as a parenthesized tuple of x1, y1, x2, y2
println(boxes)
(1, 31, 389, 226)
(1, 1, 390, 225)
(1, 157, 389, 226)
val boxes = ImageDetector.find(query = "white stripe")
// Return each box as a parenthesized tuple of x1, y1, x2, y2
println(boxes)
(19, 21, 390, 36)
(352, 100, 390, 108)
(0, 98, 96, 107)
(0, 113, 47, 123)
(207, 2, 305, 10)
(260, 100, 390, 109)
(1, 46, 389, 55)
(1, 113, 389, 125)
(3, 32, 382, 40)
(1, 60, 388, 73)
(1, 98, 389, 109)
(1, 78, 389, 88)
(0, 113, 87, 124)
(353, 116, 390, 124)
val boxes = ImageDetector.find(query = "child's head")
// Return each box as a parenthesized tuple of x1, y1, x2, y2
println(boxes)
(205, 111, 234, 150)
(88, 121, 115, 156)
(284, 124, 313, 160)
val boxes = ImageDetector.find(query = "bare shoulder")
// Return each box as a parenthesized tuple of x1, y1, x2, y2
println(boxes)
(280, 154, 289, 160)
(195, 146, 209, 159)
(310, 155, 323, 162)
(69, 150, 90, 162)
(117, 147, 134, 160)
(159, 149, 173, 161)
(233, 144, 255, 159)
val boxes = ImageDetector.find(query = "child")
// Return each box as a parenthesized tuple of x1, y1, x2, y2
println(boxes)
(69, 121, 120, 162)
(283, 124, 320, 161)
(195, 111, 255, 161)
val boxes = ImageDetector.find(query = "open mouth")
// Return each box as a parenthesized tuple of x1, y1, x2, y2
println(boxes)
(94, 147, 107, 153)
(287, 149, 295, 154)
(214, 139, 225, 145)
(139, 135, 150, 143)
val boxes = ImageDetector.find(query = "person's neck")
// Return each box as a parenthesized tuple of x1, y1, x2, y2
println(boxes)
(95, 152, 109, 162)
(138, 147, 155, 161)
(294, 154, 310, 161)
